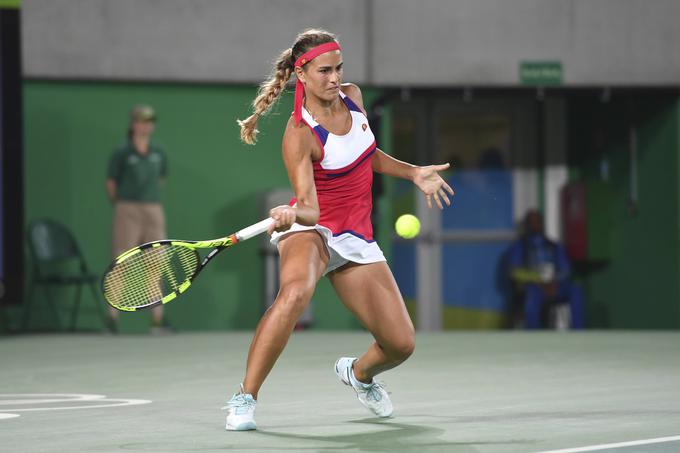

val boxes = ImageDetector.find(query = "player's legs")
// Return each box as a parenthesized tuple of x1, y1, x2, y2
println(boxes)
(328, 261, 415, 383)
(241, 230, 329, 399)
(142, 203, 167, 326)
(109, 201, 145, 324)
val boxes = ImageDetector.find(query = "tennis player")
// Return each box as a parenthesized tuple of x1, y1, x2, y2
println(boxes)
(225, 29, 454, 430)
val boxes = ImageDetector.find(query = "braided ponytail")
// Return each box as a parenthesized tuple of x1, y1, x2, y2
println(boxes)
(238, 29, 338, 145)
(238, 48, 294, 145)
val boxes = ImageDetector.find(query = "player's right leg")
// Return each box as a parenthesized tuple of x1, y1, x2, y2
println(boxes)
(225, 230, 328, 431)
(107, 201, 144, 333)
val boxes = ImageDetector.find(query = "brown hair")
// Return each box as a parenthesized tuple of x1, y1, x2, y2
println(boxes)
(237, 29, 338, 145)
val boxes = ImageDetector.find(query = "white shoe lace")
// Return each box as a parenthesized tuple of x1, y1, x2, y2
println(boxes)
(221, 384, 256, 415)
(360, 379, 390, 402)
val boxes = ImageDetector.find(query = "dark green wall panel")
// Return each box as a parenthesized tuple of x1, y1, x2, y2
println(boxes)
(21, 81, 382, 332)
(569, 95, 680, 328)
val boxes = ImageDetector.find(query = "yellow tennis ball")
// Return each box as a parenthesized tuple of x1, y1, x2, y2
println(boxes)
(395, 214, 420, 239)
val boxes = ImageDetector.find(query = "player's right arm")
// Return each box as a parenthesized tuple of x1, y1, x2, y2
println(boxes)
(268, 118, 321, 233)
(106, 149, 122, 203)
(106, 178, 117, 203)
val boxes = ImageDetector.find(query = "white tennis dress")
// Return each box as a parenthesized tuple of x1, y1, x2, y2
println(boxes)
(271, 91, 386, 274)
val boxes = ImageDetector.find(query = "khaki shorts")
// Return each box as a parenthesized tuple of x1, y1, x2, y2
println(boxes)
(112, 201, 166, 257)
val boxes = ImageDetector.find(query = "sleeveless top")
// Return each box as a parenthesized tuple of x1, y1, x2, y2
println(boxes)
(272, 90, 385, 272)
(299, 91, 377, 242)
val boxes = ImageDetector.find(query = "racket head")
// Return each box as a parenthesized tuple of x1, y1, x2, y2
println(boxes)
(102, 241, 201, 311)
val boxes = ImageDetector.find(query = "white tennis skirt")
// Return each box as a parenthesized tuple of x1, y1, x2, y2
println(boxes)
(270, 223, 386, 275)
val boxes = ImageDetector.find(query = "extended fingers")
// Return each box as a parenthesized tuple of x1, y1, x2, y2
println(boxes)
(439, 188, 451, 206)
(434, 191, 444, 209)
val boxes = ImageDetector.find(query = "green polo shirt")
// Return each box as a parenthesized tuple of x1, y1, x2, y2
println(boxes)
(107, 142, 167, 203)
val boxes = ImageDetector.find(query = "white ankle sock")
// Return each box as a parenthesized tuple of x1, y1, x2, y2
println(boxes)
(349, 363, 372, 389)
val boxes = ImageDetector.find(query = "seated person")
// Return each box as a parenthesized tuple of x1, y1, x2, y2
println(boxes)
(508, 210, 585, 329)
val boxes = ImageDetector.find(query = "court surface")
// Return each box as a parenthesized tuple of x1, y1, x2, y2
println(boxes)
(1, 331, 679, 453)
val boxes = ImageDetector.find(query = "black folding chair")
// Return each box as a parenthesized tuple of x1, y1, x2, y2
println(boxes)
(23, 219, 107, 331)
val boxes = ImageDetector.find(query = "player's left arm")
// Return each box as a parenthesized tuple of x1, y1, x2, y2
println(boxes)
(342, 83, 455, 209)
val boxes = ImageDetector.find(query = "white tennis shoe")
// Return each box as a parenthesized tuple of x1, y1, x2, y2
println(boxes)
(223, 384, 257, 431)
(334, 357, 393, 418)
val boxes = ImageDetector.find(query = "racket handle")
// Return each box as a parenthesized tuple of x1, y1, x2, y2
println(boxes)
(235, 218, 274, 242)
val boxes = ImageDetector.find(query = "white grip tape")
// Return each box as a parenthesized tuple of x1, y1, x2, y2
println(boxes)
(235, 218, 274, 242)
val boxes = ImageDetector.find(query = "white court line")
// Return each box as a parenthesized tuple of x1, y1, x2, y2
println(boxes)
(0, 394, 152, 420)
(0, 393, 106, 405)
(2, 398, 152, 412)
(535, 435, 680, 453)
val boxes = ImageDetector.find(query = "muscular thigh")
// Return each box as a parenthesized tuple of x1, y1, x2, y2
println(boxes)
(328, 261, 414, 342)
(277, 230, 329, 290)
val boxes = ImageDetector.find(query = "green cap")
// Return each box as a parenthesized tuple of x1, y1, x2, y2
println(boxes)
(130, 104, 156, 122)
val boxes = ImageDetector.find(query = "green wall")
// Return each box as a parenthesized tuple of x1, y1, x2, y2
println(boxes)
(18, 81, 382, 332)
(0, 1, 21, 8)
(569, 95, 680, 328)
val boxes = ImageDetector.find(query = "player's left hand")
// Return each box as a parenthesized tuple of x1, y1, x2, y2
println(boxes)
(413, 163, 455, 209)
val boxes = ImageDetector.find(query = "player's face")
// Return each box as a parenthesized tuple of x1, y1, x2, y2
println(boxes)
(132, 119, 155, 137)
(302, 50, 343, 102)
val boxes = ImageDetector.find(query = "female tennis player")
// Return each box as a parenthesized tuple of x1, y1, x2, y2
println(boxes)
(224, 29, 454, 430)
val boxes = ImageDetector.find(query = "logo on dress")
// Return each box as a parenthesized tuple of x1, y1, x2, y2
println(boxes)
(362, 124, 368, 131)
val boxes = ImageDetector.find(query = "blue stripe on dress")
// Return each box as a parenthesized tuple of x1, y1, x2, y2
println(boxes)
(313, 125, 329, 146)
(325, 146, 376, 179)
(332, 229, 376, 243)
(342, 95, 363, 113)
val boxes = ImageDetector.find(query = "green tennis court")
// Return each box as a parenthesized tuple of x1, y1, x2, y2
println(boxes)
(2, 331, 679, 452)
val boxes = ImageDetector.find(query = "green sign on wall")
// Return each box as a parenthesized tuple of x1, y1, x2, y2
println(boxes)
(520, 61, 563, 85)
(0, 0, 21, 8)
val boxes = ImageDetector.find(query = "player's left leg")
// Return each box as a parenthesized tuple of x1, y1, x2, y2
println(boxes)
(328, 261, 415, 416)
(142, 203, 168, 332)
(108, 201, 146, 332)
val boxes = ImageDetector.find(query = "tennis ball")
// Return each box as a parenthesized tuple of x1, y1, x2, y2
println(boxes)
(395, 214, 420, 239)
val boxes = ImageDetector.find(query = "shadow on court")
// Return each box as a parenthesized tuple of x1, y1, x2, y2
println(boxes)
(254, 418, 535, 452)
(408, 409, 680, 424)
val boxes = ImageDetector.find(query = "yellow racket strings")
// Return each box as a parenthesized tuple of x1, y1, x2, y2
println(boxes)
(103, 245, 199, 310)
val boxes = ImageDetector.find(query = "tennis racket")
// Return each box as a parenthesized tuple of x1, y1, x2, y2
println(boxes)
(102, 217, 274, 312)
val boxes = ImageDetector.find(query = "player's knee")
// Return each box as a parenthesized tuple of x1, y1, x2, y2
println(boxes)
(275, 283, 312, 316)
(386, 334, 415, 362)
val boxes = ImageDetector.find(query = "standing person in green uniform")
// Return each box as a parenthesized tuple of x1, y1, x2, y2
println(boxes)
(106, 104, 171, 334)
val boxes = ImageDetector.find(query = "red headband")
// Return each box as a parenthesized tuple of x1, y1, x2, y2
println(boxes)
(293, 41, 342, 125)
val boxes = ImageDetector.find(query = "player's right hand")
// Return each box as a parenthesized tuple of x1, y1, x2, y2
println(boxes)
(268, 205, 297, 234)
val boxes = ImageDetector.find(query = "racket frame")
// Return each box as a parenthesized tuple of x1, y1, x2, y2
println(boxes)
(101, 218, 273, 311)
